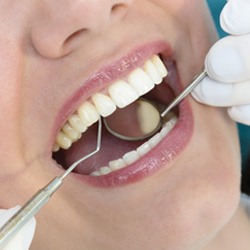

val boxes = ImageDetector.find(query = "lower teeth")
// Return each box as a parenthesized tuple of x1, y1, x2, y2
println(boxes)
(90, 114, 177, 176)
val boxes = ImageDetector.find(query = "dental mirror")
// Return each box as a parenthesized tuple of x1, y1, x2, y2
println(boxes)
(104, 70, 207, 141)
(104, 98, 162, 141)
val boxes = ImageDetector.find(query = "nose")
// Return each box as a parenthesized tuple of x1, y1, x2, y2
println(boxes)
(31, 0, 133, 58)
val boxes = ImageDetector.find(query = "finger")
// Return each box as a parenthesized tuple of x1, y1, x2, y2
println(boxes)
(192, 76, 250, 107)
(228, 104, 250, 126)
(0, 206, 36, 250)
(205, 34, 250, 83)
(220, 0, 250, 35)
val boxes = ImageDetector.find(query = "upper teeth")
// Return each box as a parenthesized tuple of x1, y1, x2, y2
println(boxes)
(53, 55, 168, 152)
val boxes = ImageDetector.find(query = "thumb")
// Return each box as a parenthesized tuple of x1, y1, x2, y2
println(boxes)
(205, 34, 250, 83)
(220, 0, 250, 35)
(0, 206, 36, 250)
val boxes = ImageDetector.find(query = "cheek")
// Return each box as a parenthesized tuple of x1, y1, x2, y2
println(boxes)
(171, 139, 240, 245)
(159, 0, 207, 19)
(150, 157, 240, 249)
(145, 108, 241, 249)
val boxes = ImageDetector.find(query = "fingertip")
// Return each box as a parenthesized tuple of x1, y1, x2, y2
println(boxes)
(0, 206, 36, 250)
(205, 39, 244, 82)
(220, 0, 250, 35)
(22, 216, 36, 249)
(191, 84, 204, 104)
(228, 105, 250, 125)
(192, 76, 233, 106)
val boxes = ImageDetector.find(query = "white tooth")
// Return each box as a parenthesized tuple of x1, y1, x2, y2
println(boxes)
(127, 68, 154, 95)
(92, 93, 116, 117)
(53, 144, 60, 152)
(56, 131, 72, 150)
(99, 166, 112, 175)
(108, 80, 139, 108)
(109, 158, 126, 171)
(161, 116, 177, 137)
(148, 133, 162, 148)
(168, 116, 178, 126)
(144, 60, 162, 85)
(136, 142, 152, 157)
(68, 114, 87, 133)
(77, 101, 100, 127)
(62, 122, 80, 141)
(160, 126, 171, 137)
(151, 55, 168, 78)
(122, 150, 140, 165)
(90, 171, 101, 176)
(163, 115, 177, 129)
(73, 133, 82, 142)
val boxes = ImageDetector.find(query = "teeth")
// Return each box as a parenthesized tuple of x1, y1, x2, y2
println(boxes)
(53, 54, 168, 152)
(148, 133, 162, 148)
(56, 131, 72, 150)
(92, 93, 117, 117)
(127, 68, 154, 95)
(151, 55, 168, 78)
(136, 142, 151, 157)
(90, 114, 177, 176)
(77, 101, 100, 127)
(108, 80, 139, 108)
(53, 144, 60, 152)
(99, 166, 112, 175)
(62, 123, 81, 141)
(68, 114, 87, 134)
(143, 60, 162, 85)
(109, 159, 126, 171)
(122, 150, 140, 165)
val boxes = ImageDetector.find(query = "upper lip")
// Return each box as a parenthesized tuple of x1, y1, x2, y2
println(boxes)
(50, 40, 174, 149)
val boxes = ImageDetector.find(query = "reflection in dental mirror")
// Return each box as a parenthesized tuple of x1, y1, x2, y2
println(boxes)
(104, 98, 162, 141)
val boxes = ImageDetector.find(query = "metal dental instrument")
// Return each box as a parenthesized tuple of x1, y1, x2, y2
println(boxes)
(0, 118, 102, 248)
(104, 70, 207, 141)
(0, 70, 207, 247)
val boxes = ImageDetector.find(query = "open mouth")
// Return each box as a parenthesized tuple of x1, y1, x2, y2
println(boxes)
(52, 46, 193, 186)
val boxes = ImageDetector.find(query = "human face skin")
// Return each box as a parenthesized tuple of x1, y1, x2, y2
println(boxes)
(0, 0, 241, 249)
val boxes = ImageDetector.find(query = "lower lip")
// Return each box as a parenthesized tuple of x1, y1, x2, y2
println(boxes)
(71, 77, 194, 187)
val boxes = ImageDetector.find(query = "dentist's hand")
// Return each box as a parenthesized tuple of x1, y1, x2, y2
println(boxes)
(0, 206, 36, 250)
(192, 0, 250, 125)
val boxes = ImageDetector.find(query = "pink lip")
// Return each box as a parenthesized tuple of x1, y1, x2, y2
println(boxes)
(51, 40, 193, 187)
(71, 65, 194, 187)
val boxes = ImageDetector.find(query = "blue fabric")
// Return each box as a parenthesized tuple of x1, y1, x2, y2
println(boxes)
(207, 0, 250, 168)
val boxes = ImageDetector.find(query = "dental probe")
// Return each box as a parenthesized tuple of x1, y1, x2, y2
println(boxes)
(104, 70, 207, 141)
(0, 118, 102, 248)
(161, 70, 207, 117)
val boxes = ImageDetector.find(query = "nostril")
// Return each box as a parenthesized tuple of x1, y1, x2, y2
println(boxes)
(64, 29, 86, 45)
(111, 4, 123, 13)
(31, 1, 133, 59)
(62, 29, 87, 56)
(110, 3, 130, 20)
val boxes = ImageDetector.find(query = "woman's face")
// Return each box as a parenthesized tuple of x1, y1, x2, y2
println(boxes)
(0, 1, 241, 249)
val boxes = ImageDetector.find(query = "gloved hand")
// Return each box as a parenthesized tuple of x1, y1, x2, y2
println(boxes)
(192, 0, 250, 125)
(0, 206, 36, 250)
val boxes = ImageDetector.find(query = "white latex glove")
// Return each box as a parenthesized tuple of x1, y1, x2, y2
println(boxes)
(0, 206, 36, 250)
(192, 0, 250, 125)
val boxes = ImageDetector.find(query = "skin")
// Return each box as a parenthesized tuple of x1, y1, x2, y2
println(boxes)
(0, 0, 248, 249)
